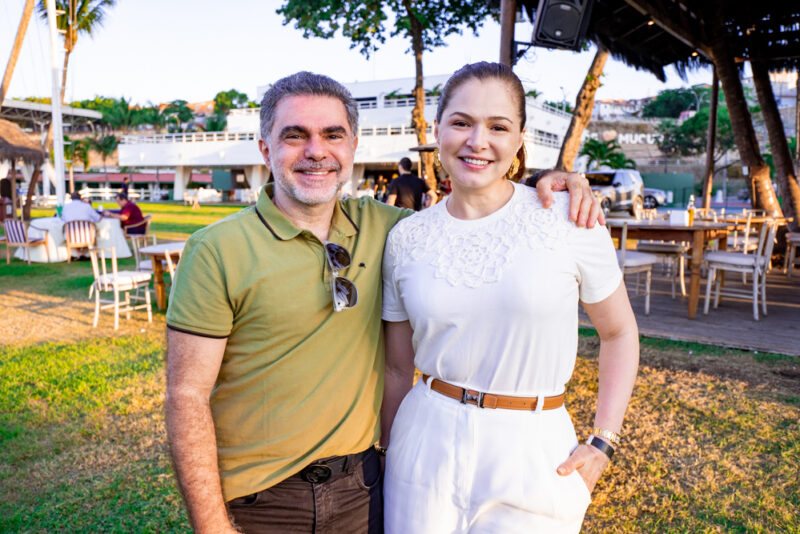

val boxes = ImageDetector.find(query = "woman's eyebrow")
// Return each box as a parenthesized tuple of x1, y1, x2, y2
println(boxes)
(447, 111, 513, 123)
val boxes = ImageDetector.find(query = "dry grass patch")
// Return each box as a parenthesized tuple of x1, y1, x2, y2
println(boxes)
(574, 336, 800, 533)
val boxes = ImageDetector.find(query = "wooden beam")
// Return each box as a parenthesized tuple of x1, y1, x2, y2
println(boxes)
(499, 0, 515, 67)
(622, 0, 712, 58)
(702, 68, 719, 210)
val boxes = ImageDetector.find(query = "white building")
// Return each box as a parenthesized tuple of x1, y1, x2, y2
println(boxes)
(119, 75, 573, 200)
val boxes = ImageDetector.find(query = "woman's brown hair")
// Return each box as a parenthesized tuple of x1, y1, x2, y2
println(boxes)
(435, 62, 527, 182)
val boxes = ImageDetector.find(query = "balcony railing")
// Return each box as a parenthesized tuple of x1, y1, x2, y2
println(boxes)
(121, 125, 564, 149)
(121, 131, 257, 144)
(227, 108, 260, 116)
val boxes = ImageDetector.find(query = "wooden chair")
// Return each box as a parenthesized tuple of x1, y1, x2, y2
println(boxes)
(616, 222, 660, 315)
(703, 219, 779, 321)
(635, 240, 688, 299)
(123, 214, 152, 238)
(129, 233, 158, 272)
(782, 232, 800, 277)
(63, 220, 97, 263)
(89, 247, 153, 330)
(3, 219, 49, 265)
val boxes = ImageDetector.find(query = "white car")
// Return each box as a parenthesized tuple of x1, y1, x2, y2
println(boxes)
(644, 188, 667, 209)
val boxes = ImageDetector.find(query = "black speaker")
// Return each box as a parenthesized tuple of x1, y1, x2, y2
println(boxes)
(532, 0, 594, 51)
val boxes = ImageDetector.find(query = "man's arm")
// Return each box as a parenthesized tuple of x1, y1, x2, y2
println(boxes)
(528, 170, 605, 228)
(379, 320, 416, 449)
(386, 193, 398, 206)
(165, 328, 238, 534)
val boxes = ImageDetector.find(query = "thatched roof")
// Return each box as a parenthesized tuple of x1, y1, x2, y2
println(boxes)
(519, 1, 800, 80)
(0, 118, 47, 167)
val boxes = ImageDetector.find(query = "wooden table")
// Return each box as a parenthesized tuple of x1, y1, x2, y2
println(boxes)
(607, 219, 735, 319)
(140, 242, 186, 310)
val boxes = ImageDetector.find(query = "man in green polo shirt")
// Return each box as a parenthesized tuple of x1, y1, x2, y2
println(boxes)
(164, 71, 602, 534)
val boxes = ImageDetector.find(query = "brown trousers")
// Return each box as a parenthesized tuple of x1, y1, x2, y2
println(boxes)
(226, 448, 383, 534)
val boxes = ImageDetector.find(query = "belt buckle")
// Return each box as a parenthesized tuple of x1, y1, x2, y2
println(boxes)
(300, 464, 332, 484)
(460, 388, 485, 408)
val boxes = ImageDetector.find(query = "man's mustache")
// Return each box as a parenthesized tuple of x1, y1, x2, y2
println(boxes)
(293, 162, 341, 172)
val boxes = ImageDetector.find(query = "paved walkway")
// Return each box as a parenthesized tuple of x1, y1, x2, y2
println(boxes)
(580, 270, 800, 355)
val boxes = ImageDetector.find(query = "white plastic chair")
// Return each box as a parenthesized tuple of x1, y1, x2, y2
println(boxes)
(703, 219, 779, 321)
(783, 232, 800, 276)
(89, 247, 153, 329)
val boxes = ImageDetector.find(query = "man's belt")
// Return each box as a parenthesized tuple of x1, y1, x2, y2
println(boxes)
(422, 374, 565, 411)
(295, 449, 368, 484)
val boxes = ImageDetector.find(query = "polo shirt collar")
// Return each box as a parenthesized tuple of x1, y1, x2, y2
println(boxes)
(255, 183, 359, 241)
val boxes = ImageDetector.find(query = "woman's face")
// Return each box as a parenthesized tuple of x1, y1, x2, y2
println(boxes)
(435, 78, 524, 193)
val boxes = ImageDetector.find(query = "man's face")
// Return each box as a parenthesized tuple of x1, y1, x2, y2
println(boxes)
(259, 95, 358, 209)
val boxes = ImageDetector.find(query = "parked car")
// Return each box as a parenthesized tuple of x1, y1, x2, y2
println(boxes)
(585, 170, 645, 218)
(643, 187, 667, 209)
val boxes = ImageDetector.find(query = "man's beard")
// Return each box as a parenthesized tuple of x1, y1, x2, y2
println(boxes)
(273, 163, 349, 206)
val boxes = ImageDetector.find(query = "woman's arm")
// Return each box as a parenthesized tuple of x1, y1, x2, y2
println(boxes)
(380, 320, 416, 449)
(557, 282, 639, 491)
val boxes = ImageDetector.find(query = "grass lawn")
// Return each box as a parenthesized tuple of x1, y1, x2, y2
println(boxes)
(2, 203, 799, 532)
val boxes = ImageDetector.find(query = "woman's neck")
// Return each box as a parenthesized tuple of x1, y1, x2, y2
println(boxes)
(446, 179, 515, 220)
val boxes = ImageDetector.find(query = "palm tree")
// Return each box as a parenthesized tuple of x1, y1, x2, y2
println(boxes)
(556, 48, 609, 171)
(103, 97, 141, 133)
(90, 134, 118, 187)
(163, 100, 193, 133)
(0, 0, 35, 110)
(37, 0, 117, 105)
(140, 105, 168, 134)
(579, 138, 633, 170)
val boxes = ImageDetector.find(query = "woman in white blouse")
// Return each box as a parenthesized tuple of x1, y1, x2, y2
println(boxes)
(379, 62, 640, 533)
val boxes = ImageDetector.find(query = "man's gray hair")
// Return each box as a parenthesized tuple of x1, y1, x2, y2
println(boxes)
(259, 71, 359, 141)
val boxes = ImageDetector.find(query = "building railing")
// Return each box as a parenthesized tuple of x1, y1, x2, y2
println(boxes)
(120, 131, 257, 144)
(525, 131, 562, 149)
(383, 95, 440, 108)
(227, 108, 260, 116)
(120, 125, 564, 149)
(528, 100, 573, 119)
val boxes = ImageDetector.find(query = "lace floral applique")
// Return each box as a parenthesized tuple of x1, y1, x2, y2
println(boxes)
(388, 190, 576, 288)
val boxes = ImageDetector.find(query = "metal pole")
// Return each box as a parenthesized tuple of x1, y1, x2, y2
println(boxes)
(499, 0, 515, 67)
(46, 0, 66, 209)
(701, 68, 719, 209)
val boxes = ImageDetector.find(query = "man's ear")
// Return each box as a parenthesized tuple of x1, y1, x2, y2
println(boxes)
(433, 120, 439, 142)
(258, 139, 271, 169)
(353, 135, 358, 152)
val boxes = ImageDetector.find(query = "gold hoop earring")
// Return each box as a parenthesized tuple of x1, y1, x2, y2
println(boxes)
(507, 157, 520, 179)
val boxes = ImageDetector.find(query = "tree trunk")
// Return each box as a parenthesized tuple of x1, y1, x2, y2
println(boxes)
(22, 168, 41, 222)
(499, 0, 515, 67)
(404, 0, 436, 194)
(708, 20, 782, 215)
(0, 0, 35, 110)
(10, 161, 18, 220)
(556, 48, 608, 171)
(795, 71, 799, 165)
(701, 69, 719, 209)
(752, 61, 800, 232)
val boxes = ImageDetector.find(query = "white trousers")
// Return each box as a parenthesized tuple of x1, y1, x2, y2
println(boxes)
(385, 382, 591, 534)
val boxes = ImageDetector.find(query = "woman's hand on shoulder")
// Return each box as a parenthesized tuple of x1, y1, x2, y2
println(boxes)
(556, 442, 611, 493)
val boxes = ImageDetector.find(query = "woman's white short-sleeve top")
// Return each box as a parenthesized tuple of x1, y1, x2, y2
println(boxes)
(382, 183, 622, 396)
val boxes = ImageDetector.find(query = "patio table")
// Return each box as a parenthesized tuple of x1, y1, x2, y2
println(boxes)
(607, 219, 735, 319)
(139, 241, 186, 310)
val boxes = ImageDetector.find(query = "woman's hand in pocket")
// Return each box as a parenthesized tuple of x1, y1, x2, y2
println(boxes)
(556, 443, 611, 493)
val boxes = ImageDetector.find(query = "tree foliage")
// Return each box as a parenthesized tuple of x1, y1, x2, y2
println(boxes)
(656, 105, 735, 162)
(163, 100, 193, 133)
(277, 0, 494, 58)
(641, 88, 699, 118)
(579, 138, 635, 169)
(213, 89, 251, 114)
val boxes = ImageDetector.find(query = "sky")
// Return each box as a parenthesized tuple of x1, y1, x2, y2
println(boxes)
(1, 0, 714, 107)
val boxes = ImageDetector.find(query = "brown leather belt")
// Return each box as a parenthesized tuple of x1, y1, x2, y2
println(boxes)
(422, 374, 565, 411)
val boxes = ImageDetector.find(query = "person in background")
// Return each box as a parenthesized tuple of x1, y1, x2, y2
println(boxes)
(61, 191, 101, 223)
(356, 178, 376, 199)
(120, 176, 131, 197)
(104, 192, 146, 234)
(374, 174, 389, 202)
(386, 157, 436, 211)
